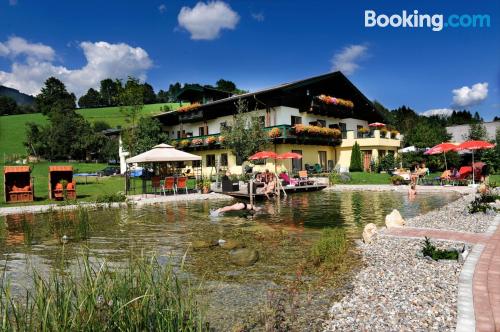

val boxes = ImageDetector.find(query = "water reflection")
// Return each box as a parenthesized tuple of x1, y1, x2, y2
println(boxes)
(0, 190, 459, 330)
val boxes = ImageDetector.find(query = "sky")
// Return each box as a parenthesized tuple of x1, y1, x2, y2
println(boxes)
(0, 0, 499, 120)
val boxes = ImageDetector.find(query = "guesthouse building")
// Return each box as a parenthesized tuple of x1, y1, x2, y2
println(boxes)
(150, 72, 402, 176)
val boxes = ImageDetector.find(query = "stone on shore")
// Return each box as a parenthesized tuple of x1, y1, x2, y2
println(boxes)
(362, 223, 378, 243)
(385, 209, 405, 228)
(229, 248, 259, 266)
(220, 239, 243, 250)
(192, 239, 219, 250)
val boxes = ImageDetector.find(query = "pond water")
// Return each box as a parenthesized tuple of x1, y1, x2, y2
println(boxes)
(0, 190, 459, 330)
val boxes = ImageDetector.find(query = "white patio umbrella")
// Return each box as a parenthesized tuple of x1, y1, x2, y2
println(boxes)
(126, 143, 201, 163)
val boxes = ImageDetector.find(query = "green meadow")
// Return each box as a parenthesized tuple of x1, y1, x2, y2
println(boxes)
(0, 102, 181, 158)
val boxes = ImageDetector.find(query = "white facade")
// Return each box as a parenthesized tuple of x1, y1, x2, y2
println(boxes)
(162, 106, 369, 138)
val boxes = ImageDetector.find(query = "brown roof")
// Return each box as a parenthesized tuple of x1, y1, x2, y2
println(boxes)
(49, 165, 73, 172)
(4, 166, 31, 173)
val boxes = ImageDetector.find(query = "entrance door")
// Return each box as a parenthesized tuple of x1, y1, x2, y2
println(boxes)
(292, 150, 302, 172)
(363, 151, 372, 171)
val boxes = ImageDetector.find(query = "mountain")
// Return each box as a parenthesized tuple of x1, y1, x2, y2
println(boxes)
(0, 85, 35, 105)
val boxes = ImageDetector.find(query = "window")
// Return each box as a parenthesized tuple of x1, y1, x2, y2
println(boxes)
(292, 150, 302, 171)
(177, 131, 181, 139)
(258, 116, 265, 127)
(206, 154, 216, 167)
(339, 122, 347, 139)
(220, 153, 228, 166)
(357, 125, 363, 138)
(198, 127, 205, 136)
(192, 160, 201, 168)
(318, 151, 327, 171)
(220, 122, 229, 132)
(329, 124, 339, 129)
(291, 116, 302, 126)
(317, 120, 326, 127)
(236, 154, 244, 166)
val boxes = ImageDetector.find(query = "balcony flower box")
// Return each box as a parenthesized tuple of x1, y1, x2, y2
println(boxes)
(390, 130, 399, 139)
(176, 103, 201, 113)
(316, 95, 354, 109)
(179, 139, 191, 148)
(268, 127, 281, 138)
(192, 138, 203, 145)
(218, 136, 225, 143)
(205, 136, 217, 145)
(293, 124, 341, 139)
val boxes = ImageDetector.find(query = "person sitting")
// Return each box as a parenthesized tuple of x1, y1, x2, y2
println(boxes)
(263, 178, 276, 199)
(210, 202, 261, 216)
(279, 172, 291, 185)
(263, 169, 272, 183)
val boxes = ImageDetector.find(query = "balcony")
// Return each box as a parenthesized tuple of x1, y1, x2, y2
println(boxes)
(170, 125, 342, 151)
(341, 129, 401, 149)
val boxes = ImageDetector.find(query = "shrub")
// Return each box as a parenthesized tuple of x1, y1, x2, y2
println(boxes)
(468, 194, 497, 214)
(391, 175, 404, 185)
(95, 192, 127, 203)
(379, 153, 395, 172)
(422, 237, 459, 261)
(349, 142, 362, 172)
(310, 228, 348, 266)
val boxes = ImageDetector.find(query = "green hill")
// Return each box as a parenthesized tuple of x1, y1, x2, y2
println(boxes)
(0, 102, 180, 159)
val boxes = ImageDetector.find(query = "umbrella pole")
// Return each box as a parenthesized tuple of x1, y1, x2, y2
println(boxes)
(444, 152, 447, 170)
(472, 150, 475, 185)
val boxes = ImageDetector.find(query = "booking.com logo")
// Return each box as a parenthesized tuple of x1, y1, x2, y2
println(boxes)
(365, 10, 491, 31)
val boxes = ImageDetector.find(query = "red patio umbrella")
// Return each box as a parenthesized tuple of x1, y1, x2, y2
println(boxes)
(368, 122, 386, 128)
(454, 140, 495, 184)
(248, 151, 278, 160)
(276, 152, 303, 159)
(424, 142, 458, 170)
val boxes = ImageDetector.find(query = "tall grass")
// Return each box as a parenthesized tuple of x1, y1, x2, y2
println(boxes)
(0, 252, 207, 331)
(310, 228, 348, 267)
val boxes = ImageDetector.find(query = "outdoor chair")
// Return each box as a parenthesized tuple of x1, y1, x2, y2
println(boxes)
(304, 164, 315, 174)
(151, 176, 161, 195)
(313, 163, 322, 174)
(162, 177, 176, 195)
(176, 176, 188, 194)
(450, 167, 472, 186)
(298, 170, 313, 186)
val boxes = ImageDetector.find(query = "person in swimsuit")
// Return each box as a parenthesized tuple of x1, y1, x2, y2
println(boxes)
(210, 202, 261, 216)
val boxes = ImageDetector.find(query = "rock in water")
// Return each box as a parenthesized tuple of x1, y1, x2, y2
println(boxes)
(229, 248, 259, 266)
(192, 240, 218, 250)
(385, 209, 405, 228)
(220, 239, 243, 250)
(362, 223, 378, 243)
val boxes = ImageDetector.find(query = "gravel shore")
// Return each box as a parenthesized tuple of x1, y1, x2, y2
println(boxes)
(407, 192, 498, 233)
(325, 191, 498, 331)
(325, 237, 464, 331)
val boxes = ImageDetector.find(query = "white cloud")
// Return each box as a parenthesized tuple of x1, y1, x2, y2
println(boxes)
(158, 4, 166, 14)
(251, 12, 264, 22)
(177, 1, 239, 40)
(9, 0, 17, 6)
(452, 82, 488, 107)
(0, 39, 153, 97)
(420, 108, 454, 117)
(0, 36, 55, 61)
(331, 44, 368, 75)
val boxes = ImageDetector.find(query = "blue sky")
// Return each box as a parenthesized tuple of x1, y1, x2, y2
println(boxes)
(0, 0, 498, 120)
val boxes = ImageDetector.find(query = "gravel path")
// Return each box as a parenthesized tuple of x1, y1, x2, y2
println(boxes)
(407, 193, 497, 233)
(325, 190, 499, 331)
(325, 237, 465, 331)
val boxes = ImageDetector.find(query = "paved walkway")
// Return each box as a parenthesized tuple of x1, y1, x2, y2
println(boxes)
(385, 223, 500, 331)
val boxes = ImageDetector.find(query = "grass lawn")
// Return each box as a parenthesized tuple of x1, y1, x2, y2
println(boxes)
(0, 102, 182, 158)
(347, 172, 391, 184)
(0, 162, 125, 206)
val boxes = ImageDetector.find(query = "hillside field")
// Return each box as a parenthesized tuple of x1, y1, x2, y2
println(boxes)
(0, 103, 181, 158)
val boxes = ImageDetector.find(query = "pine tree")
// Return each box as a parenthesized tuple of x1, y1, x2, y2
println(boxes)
(349, 142, 363, 172)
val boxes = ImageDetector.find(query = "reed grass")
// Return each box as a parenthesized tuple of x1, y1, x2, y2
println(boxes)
(309, 228, 348, 267)
(0, 252, 207, 331)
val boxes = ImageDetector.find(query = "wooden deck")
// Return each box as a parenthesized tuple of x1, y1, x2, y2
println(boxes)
(223, 184, 327, 200)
